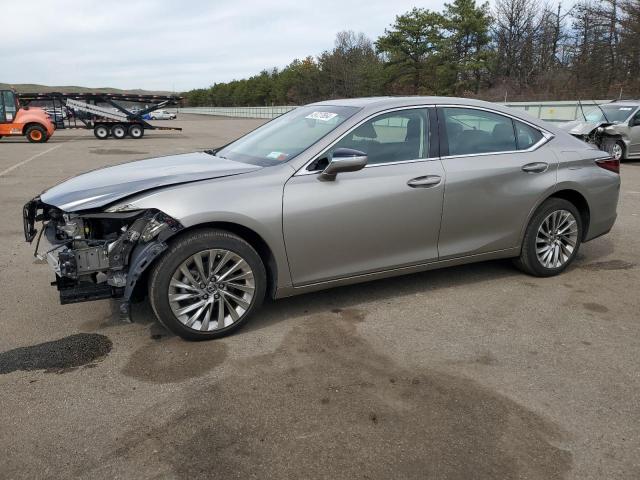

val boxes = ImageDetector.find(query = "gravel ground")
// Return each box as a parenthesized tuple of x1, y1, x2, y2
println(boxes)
(0, 114, 639, 479)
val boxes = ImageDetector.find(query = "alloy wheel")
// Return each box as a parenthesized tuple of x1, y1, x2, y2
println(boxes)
(168, 249, 255, 331)
(612, 143, 623, 161)
(535, 210, 578, 269)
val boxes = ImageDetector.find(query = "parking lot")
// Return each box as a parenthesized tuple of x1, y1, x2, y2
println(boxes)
(0, 114, 639, 479)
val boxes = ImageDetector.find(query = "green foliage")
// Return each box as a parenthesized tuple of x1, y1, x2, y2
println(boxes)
(183, 0, 640, 106)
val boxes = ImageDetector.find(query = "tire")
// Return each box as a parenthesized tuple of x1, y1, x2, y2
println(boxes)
(148, 229, 267, 341)
(94, 124, 109, 140)
(128, 124, 144, 139)
(111, 124, 127, 139)
(25, 125, 47, 143)
(514, 198, 583, 277)
(612, 141, 625, 161)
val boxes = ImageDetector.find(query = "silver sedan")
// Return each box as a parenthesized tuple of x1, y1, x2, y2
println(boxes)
(24, 97, 620, 340)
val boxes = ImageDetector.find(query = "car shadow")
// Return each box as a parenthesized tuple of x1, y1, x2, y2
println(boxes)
(131, 258, 524, 339)
(129, 234, 617, 340)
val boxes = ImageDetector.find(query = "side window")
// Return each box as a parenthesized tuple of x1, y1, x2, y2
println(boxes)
(2, 91, 16, 121)
(632, 110, 640, 126)
(0, 93, 5, 122)
(328, 109, 429, 165)
(514, 120, 544, 150)
(443, 107, 516, 156)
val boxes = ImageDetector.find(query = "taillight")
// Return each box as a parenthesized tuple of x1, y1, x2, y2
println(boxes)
(596, 157, 620, 174)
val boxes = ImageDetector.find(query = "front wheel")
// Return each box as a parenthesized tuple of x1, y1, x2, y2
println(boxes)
(94, 124, 109, 139)
(514, 198, 582, 277)
(612, 141, 625, 161)
(148, 229, 266, 340)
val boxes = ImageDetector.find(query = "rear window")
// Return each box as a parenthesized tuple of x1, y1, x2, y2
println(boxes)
(443, 107, 516, 156)
(515, 120, 544, 150)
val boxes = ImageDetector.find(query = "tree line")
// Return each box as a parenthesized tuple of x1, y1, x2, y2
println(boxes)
(184, 0, 640, 106)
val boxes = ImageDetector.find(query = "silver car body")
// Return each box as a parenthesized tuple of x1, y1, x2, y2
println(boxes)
(561, 101, 640, 159)
(27, 96, 620, 307)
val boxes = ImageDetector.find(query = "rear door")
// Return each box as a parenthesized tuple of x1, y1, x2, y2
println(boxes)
(436, 106, 557, 259)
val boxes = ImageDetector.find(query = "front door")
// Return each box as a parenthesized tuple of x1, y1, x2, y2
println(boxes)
(0, 91, 18, 136)
(283, 107, 445, 286)
(629, 109, 640, 157)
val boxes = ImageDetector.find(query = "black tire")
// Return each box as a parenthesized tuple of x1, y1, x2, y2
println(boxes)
(111, 124, 127, 139)
(148, 229, 267, 341)
(128, 123, 144, 139)
(514, 198, 583, 277)
(94, 124, 109, 139)
(25, 125, 47, 143)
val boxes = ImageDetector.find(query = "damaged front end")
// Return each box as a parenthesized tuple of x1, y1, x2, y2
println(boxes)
(561, 120, 625, 157)
(23, 197, 183, 321)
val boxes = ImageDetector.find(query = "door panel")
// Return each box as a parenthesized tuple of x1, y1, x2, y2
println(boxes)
(283, 160, 445, 286)
(629, 111, 640, 155)
(438, 148, 556, 258)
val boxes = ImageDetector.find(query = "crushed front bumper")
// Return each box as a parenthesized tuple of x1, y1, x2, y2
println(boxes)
(23, 197, 182, 317)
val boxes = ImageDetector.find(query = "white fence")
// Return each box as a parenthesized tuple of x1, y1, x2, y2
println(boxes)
(178, 100, 613, 122)
(178, 106, 295, 119)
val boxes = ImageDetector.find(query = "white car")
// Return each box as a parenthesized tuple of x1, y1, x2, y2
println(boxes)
(149, 109, 177, 120)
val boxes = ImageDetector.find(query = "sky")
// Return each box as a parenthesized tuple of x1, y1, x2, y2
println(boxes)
(1, 0, 451, 92)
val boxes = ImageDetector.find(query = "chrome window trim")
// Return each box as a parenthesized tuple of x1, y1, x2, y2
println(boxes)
(437, 104, 554, 159)
(295, 105, 435, 176)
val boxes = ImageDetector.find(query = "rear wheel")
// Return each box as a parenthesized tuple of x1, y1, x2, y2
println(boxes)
(94, 124, 109, 140)
(514, 198, 582, 277)
(111, 124, 127, 139)
(26, 125, 47, 143)
(148, 229, 266, 341)
(128, 123, 144, 139)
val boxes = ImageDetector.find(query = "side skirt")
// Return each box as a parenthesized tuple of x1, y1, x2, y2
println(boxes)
(274, 247, 520, 299)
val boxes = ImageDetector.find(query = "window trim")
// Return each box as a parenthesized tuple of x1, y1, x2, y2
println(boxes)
(295, 105, 436, 176)
(436, 104, 554, 160)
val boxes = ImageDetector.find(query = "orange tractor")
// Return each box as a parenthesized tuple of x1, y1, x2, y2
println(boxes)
(0, 89, 55, 143)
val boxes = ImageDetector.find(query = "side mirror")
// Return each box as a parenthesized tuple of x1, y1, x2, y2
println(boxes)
(631, 117, 640, 127)
(319, 148, 368, 181)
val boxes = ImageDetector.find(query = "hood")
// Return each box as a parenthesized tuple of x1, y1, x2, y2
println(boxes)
(559, 119, 608, 136)
(41, 152, 261, 211)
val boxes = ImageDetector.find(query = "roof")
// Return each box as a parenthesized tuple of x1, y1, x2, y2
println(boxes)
(310, 95, 565, 135)
(310, 96, 501, 109)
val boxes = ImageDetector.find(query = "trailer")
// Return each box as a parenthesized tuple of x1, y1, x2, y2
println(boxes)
(17, 92, 183, 140)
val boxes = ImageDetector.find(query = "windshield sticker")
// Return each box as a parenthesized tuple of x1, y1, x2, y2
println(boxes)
(619, 107, 633, 111)
(266, 151, 289, 161)
(305, 111, 338, 121)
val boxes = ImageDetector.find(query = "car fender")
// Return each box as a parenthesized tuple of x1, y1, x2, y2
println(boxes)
(113, 165, 296, 290)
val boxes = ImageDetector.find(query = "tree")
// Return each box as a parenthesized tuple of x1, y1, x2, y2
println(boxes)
(318, 31, 384, 98)
(440, 0, 493, 94)
(375, 8, 445, 94)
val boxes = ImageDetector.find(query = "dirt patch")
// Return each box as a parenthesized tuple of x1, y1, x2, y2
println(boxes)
(89, 148, 149, 155)
(580, 260, 636, 271)
(92, 308, 571, 479)
(0, 334, 112, 374)
(583, 302, 609, 314)
(121, 336, 227, 383)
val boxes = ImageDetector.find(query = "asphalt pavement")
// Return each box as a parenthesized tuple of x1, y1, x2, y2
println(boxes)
(0, 115, 638, 479)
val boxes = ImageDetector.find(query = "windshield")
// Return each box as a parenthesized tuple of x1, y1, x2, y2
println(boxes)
(215, 105, 360, 166)
(583, 105, 638, 123)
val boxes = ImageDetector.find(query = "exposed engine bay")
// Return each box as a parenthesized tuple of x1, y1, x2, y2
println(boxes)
(562, 121, 621, 155)
(23, 198, 183, 320)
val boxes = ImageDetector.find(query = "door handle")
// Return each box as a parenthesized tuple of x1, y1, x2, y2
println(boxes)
(521, 162, 549, 173)
(407, 175, 442, 188)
